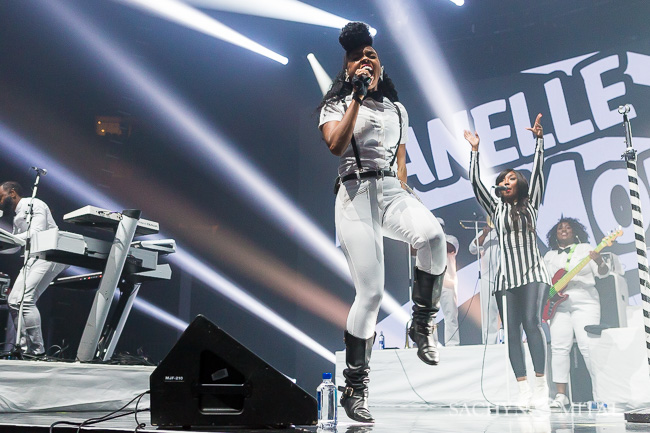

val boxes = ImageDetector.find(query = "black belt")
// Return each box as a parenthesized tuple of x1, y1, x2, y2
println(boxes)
(340, 169, 396, 184)
(334, 169, 396, 194)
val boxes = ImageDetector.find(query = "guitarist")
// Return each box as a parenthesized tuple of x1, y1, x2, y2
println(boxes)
(543, 217, 609, 408)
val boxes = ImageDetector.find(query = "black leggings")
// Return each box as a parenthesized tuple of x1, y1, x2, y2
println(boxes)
(495, 282, 548, 378)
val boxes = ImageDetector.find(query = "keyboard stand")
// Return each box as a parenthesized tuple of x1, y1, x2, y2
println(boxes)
(76, 209, 142, 362)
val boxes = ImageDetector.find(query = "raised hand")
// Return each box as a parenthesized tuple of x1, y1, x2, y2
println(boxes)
(463, 130, 480, 151)
(526, 113, 543, 138)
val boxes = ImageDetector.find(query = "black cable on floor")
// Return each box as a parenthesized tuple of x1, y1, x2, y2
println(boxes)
(393, 350, 436, 408)
(49, 390, 149, 432)
(133, 391, 150, 432)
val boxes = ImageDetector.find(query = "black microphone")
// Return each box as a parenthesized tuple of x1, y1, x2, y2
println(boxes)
(494, 185, 507, 196)
(352, 74, 371, 97)
(31, 166, 47, 176)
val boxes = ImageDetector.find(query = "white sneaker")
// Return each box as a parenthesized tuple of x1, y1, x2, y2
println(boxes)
(549, 393, 570, 409)
(530, 376, 550, 410)
(517, 380, 532, 408)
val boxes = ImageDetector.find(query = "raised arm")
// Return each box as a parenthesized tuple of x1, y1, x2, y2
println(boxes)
(526, 113, 545, 209)
(465, 130, 497, 217)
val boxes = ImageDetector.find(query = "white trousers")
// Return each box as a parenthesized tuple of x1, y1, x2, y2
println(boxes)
(480, 278, 500, 344)
(7, 257, 68, 354)
(440, 286, 460, 346)
(336, 176, 447, 339)
(549, 286, 600, 384)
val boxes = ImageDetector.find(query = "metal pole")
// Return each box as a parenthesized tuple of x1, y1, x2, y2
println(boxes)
(14, 169, 42, 356)
(619, 104, 650, 373)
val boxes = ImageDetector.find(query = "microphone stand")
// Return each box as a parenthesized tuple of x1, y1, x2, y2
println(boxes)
(620, 104, 650, 423)
(461, 215, 511, 405)
(10, 169, 43, 359)
(460, 217, 488, 339)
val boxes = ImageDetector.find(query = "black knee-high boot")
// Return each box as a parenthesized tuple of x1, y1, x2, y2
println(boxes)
(408, 267, 445, 365)
(339, 331, 374, 423)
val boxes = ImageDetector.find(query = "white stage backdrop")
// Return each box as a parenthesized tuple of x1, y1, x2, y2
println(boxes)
(374, 49, 650, 343)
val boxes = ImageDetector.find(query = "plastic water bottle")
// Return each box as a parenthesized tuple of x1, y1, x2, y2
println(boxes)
(317, 373, 337, 428)
(497, 328, 505, 344)
(587, 400, 607, 411)
(378, 331, 385, 349)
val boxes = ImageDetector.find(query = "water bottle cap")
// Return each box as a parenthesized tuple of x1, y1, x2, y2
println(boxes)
(322, 372, 332, 380)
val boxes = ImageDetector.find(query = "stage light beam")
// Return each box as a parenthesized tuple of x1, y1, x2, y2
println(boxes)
(42, 0, 409, 325)
(307, 53, 333, 96)
(0, 122, 336, 364)
(184, 0, 377, 35)
(113, 0, 288, 64)
(376, 0, 471, 158)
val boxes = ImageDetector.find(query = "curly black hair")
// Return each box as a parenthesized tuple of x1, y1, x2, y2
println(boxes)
(546, 217, 590, 250)
(339, 22, 373, 53)
(317, 22, 399, 114)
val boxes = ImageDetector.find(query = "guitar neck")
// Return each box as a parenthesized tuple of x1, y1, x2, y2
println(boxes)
(553, 241, 607, 293)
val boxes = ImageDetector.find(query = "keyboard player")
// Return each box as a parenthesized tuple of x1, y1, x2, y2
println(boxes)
(0, 181, 67, 356)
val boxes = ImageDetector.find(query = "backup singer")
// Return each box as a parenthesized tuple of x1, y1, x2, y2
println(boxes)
(318, 22, 446, 422)
(0, 181, 67, 356)
(544, 218, 608, 408)
(464, 114, 552, 408)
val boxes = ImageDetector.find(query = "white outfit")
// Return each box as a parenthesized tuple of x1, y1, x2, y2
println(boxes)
(320, 94, 446, 339)
(469, 230, 500, 344)
(7, 198, 67, 354)
(543, 243, 606, 384)
(441, 234, 460, 346)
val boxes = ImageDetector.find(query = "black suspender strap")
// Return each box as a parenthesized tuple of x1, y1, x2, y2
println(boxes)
(389, 103, 403, 168)
(341, 99, 403, 174)
(342, 101, 363, 172)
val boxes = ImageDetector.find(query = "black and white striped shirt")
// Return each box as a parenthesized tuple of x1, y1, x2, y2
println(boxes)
(469, 137, 551, 291)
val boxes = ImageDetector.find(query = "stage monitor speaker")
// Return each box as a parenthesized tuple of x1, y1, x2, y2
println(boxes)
(594, 271, 628, 328)
(150, 315, 317, 429)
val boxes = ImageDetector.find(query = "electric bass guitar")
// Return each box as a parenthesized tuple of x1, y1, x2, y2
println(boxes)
(542, 228, 623, 322)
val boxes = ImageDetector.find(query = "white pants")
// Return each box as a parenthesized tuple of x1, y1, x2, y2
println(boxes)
(336, 176, 446, 339)
(549, 286, 600, 384)
(440, 286, 460, 346)
(7, 257, 68, 354)
(480, 278, 500, 344)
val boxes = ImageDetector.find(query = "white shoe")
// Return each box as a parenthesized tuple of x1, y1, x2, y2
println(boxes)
(517, 380, 532, 408)
(549, 393, 570, 409)
(531, 376, 550, 410)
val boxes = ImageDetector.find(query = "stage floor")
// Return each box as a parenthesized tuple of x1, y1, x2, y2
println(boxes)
(0, 407, 639, 433)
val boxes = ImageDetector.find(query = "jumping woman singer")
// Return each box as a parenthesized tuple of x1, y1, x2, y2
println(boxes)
(318, 22, 447, 422)
(464, 114, 551, 408)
